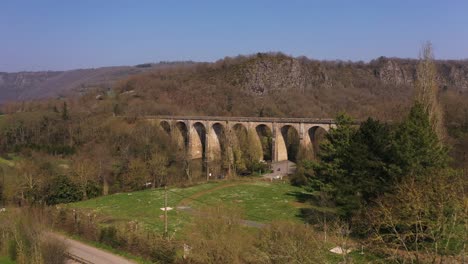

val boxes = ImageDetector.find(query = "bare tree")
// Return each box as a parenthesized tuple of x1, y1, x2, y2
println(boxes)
(147, 152, 168, 188)
(70, 153, 97, 200)
(366, 170, 466, 263)
(415, 41, 447, 141)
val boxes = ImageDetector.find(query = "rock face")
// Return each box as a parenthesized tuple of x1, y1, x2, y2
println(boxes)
(242, 56, 306, 94)
(234, 54, 468, 95)
(446, 64, 468, 90)
(375, 59, 415, 85)
(372, 57, 468, 91)
(236, 54, 330, 95)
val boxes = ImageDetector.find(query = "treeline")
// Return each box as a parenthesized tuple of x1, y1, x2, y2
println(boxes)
(0, 105, 187, 205)
(0, 102, 269, 206)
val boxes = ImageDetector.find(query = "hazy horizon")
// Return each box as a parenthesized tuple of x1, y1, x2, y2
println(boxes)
(2, 0, 468, 72)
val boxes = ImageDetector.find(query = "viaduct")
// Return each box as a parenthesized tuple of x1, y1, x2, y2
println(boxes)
(149, 116, 336, 163)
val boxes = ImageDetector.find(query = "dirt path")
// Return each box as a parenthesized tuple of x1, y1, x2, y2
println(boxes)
(50, 233, 136, 264)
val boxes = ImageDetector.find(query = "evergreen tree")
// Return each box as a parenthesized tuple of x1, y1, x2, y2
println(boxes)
(61, 102, 69, 121)
(312, 113, 358, 217)
(315, 113, 356, 184)
(346, 118, 400, 202)
(44, 175, 82, 205)
(393, 103, 448, 176)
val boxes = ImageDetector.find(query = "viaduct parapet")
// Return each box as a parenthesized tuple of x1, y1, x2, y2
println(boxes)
(148, 116, 336, 163)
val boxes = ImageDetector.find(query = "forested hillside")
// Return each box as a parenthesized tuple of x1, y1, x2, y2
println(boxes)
(2, 53, 467, 166)
(105, 53, 468, 121)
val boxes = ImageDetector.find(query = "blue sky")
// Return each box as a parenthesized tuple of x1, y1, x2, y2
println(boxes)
(1, 0, 467, 72)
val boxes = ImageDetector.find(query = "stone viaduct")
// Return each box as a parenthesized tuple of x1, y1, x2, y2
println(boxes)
(149, 116, 336, 163)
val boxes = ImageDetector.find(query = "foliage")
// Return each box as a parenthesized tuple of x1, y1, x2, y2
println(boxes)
(256, 221, 326, 263)
(414, 42, 446, 140)
(309, 113, 358, 217)
(185, 206, 261, 263)
(393, 102, 449, 176)
(44, 175, 83, 205)
(99, 226, 122, 248)
(0, 209, 68, 264)
(52, 207, 178, 263)
(365, 169, 467, 263)
(311, 104, 449, 218)
(185, 207, 328, 264)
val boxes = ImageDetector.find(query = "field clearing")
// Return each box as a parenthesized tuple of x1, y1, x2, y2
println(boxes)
(66, 180, 308, 233)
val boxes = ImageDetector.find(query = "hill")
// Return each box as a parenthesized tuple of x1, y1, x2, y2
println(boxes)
(103, 53, 468, 121)
(0, 62, 195, 104)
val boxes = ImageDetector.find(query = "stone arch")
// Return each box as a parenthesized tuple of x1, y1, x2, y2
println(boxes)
(160, 120, 171, 134)
(232, 123, 248, 148)
(231, 123, 263, 168)
(174, 121, 189, 151)
(308, 126, 328, 159)
(278, 125, 300, 162)
(255, 124, 273, 161)
(191, 122, 206, 160)
(209, 122, 227, 160)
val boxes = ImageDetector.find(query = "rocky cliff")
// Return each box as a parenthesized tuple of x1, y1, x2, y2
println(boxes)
(228, 54, 468, 95)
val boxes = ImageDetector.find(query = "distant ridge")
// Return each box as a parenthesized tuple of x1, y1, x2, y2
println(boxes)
(0, 62, 197, 104)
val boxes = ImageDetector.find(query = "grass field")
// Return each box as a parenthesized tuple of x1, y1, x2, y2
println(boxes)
(66, 180, 383, 263)
(67, 179, 308, 233)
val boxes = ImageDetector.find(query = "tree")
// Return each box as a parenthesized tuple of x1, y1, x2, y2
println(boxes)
(0, 167, 4, 206)
(89, 144, 113, 196)
(415, 42, 446, 141)
(366, 169, 466, 263)
(70, 153, 98, 200)
(125, 158, 147, 191)
(147, 152, 168, 188)
(61, 102, 69, 121)
(44, 175, 82, 205)
(346, 118, 400, 202)
(393, 103, 448, 176)
(318, 117, 402, 217)
(311, 113, 357, 217)
(15, 158, 45, 204)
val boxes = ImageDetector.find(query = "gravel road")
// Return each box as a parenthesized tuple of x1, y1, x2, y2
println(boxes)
(50, 233, 136, 264)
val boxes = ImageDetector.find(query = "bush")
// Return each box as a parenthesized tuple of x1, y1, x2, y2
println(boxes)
(7, 240, 17, 261)
(99, 226, 122, 248)
(40, 238, 68, 264)
(86, 181, 102, 199)
(44, 175, 83, 205)
(256, 221, 326, 263)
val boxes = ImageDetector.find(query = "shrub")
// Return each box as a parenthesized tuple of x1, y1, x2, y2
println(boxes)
(40, 238, 68, 264)
(44, 175, 83, 205)
(8, 240, 17, 261)
(99, 226, 122, 248)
